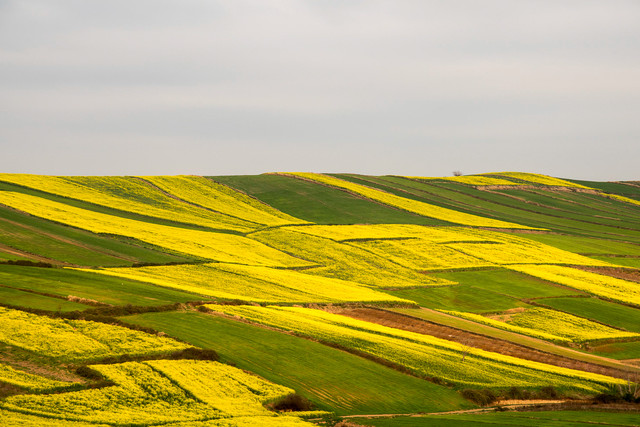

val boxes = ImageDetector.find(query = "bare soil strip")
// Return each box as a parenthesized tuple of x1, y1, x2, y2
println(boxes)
(574, 265, 640, 283)
(331, 307, 638, 381)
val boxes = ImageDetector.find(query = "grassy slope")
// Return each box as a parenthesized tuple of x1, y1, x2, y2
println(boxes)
(123, 311, 473, 415)
(538, 297, 640, 333)
(0, 204, 193, 266)
(209, 174, 450, 225)
(0, 265, 202, 306)
(0, 286, 89, 312)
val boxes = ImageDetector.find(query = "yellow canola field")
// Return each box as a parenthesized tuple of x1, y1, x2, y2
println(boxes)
(283, 173, 537, 229)
(0, 174, 257, 232)
(284, 225, 609, 270)
(0, 364, 77, 392)
(0, 307, 190, 362)
(348, 239, 494, 271)
(147, 360, 292, 416)
(250, 228, 454, 287)
(507, 265, 640, 306)
(86, 263, 412, 304)
(441, 311, 569, 343)
(445, 240, 611, 267)
(284, 224, 493, 242)
(0, 191, 311, 267)
(140, 176, 306, 226)
(0, 362, 220, 425)
(405, 176, 525, 186)
(507, 308, 640, 343)
(205, 305, 623, 391)
(484, 172, 591, 189)
(165, 416, 317, 427)
(607, 194, 640, 207)
(0, 409, 112, 427)
(0, 361, 314, 426)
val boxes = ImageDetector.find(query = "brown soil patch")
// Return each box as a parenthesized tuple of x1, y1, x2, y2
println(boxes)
(573, 265, 640, 283)
(485, 307, 526, 323)
(331, 307, 636, 381)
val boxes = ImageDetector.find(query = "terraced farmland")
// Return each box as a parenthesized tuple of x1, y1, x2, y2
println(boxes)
(1, 172, 639, 426)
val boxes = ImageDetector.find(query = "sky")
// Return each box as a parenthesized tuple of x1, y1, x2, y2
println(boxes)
(1, 1, 639, 180)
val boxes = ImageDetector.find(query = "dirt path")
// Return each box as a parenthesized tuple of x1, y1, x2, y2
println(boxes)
(341, 400, 570, 419)
(331, 307, 638, 380)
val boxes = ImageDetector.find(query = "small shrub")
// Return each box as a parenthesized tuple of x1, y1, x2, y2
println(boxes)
(271, 393, 313, 412)
(537, 385, 559, 399)
(461, 388, 498, 406)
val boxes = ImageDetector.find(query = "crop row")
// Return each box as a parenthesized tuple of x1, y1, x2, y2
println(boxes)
(284, 173, 535, 229)
(86, 262, 411, 304)
(507, 265, 640, 306)
(482, 172, 591, 188)
(204, 305, 623, 391)
(0, 307, 190, 362)
(0, 191, 309, 267)
(0, 364, 76, 393)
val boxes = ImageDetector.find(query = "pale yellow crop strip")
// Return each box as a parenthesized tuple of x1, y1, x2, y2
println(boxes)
(284, 224, 493, 243)
(0, 190, 311, 267)
(607, 194, 640, 207)
(84, 262, 412, 304)
(141, 176, 307, 226)
(0, 364, 76, 392)
(283, 173, 538, 229)
(405, 176, 526, 186)
(507, 308, 640, 342)
(486, 172, 592, 189)
(0, 174, 257, 232)
(444, 241, 612, 267)
(439, 311, 571, 343)
(507, 264, 640, 306)
(349, 239, 494, 270)
(0, 307, 190, 362)
(251, 227, 453, 287)
(205, 305, 623, 391)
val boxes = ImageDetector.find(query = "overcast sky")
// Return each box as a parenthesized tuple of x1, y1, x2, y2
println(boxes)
(1, 1, 639, 180)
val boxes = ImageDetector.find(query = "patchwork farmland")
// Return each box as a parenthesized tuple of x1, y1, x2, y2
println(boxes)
(0, 172, 639, 426)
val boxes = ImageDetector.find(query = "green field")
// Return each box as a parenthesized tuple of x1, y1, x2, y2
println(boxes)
(0, 286, 89, 312)
(123, 311, 473, 415)
(210, 174, 451, 225)
(352, 410, 640, 426)
(538, 297, 640, 333)
(0, 265, 202, 306)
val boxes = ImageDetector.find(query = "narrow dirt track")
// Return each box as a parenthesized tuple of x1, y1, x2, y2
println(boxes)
(331, 307, 638, 381)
